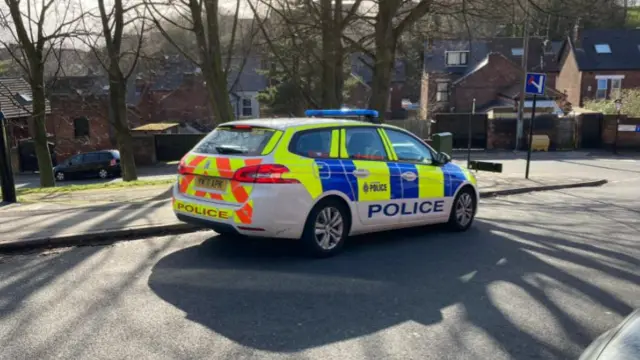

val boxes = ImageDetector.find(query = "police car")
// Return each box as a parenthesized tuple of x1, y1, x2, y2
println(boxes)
(173, 109, 478, 257)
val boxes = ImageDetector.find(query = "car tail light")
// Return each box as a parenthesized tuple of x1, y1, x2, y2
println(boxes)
(232, 164, 299, 184)
(178, 163, 191, 175)
(109, 159, 117, 166)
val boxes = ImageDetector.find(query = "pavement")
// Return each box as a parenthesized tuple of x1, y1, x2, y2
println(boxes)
(3, 150, 638, 250)
(0, 179, 638, 359)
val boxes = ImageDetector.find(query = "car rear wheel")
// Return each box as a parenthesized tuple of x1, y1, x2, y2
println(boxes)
(55, 172, 65, 181)
(448, 187, 476, 231)
(98, 169, 109, 179)
(301, 198, 349, 258)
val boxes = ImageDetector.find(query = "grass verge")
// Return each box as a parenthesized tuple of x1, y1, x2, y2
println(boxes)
(17, 178, 175, 196)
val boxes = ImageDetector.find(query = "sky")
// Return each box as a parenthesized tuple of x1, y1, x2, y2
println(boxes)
(0, 0, 259, 45)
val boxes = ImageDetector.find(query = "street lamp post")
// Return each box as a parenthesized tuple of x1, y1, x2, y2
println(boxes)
(614, 99, 622, 155)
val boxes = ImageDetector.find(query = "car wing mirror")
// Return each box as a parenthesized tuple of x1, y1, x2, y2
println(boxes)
(435, 152, 451, 164)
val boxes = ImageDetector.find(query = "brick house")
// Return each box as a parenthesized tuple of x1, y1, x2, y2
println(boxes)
(46, 76, 115, 161)
(133, 54, 267, 131)
(555, 28, 640, 108)
(420, 37, 564, 118)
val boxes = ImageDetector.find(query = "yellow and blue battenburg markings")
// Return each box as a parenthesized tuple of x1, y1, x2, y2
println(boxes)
(312, 159, 473, 202)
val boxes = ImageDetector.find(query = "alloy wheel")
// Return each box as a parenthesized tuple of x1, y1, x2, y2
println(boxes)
(455, 193, 474, 227)
(314, 207, 344, 250)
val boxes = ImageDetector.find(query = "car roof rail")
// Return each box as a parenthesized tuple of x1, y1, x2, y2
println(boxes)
(304, 109, 381, 124)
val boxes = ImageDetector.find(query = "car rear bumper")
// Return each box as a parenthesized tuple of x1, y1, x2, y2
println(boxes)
(172, 183, 310, 239)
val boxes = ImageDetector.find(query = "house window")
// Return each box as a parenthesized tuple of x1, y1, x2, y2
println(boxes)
(242, 98, 253, 116)
(445, 51, 468, 66)
(73, 117, 90, 138)
(596, 79, 608, 99)
(611, 78, 622, 100)
(436, 82, 449, 102)
(511, 48, 524, 56)
(594, 44, 611, 54)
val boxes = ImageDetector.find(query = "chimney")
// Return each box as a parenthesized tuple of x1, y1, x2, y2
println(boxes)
(134, 77, 145, 92)
(572, 17, 581, 44)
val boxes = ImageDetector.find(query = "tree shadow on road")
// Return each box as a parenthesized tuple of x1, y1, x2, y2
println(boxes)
(148, 219, 639, 358)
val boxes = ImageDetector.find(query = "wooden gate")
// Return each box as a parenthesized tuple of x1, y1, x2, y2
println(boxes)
(579, 113, 603, 149)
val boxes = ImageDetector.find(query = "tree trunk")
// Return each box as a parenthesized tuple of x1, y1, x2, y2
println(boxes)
(30, 68, 55, 187)
(321, 0, 338, 108)
(334, 0, 344, 106)
(198, 0, 235, 125)
(203, 67, 235, 124)
(369, 7, 397, 122)
(108, 76, 138, 181)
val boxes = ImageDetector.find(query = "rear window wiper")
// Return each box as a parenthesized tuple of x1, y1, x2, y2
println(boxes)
(214, 145, 248, 154)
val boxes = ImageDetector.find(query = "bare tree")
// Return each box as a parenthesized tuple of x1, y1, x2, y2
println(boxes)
(0, 0, 82, 187)
(77, 0, 148, 181)
(145, 0, 252, 125)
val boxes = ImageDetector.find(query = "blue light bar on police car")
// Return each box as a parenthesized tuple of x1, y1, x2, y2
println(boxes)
(305, 109, 379, 118)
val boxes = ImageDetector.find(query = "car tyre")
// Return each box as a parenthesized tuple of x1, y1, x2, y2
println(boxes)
(55, 171, 65, 182)
(301, 198, 349, 258)
(98, 169, 109, 179)
(448, 187, 477, 231)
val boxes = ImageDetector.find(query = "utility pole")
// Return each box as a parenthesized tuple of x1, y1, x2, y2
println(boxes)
(515, 18, 530, 151)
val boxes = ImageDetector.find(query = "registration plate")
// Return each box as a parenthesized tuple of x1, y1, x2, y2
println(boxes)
(195, 176, 228, 191)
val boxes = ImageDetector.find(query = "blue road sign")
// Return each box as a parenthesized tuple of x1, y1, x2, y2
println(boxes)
(637, 125, 640, 132)
(525, 73, 546, 95)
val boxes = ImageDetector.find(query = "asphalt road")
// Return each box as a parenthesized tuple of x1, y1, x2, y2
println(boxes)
(0, 178, 638, 359)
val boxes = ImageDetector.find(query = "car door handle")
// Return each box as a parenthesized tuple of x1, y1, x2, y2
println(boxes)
(401, 172, 417, 181)
(352, 169, 370, 178)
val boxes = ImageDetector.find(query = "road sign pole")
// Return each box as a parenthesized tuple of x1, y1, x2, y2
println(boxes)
(467, 98, 476, 168)
(525, 95, 536, 180)
(0, 111, 17, 203)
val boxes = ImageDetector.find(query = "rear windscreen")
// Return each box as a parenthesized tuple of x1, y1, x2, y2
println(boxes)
(193, 126, 276, 156)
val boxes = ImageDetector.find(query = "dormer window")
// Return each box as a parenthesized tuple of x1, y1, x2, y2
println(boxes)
(594, 44, 611, 53)
(511, 48, 524, 56)
(445, 51, 468, 66)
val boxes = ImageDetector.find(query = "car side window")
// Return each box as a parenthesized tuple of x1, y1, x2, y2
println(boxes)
(344, 127, 388, 161)
(69, 154, 84, 164)
(99, 153, 112, 161)
(385, 129, 434, 165)
(84, 153, 100, 163)
(290, 129, 333, 158)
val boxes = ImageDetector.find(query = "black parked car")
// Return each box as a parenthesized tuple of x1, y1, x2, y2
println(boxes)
(53, 150, 121, 181)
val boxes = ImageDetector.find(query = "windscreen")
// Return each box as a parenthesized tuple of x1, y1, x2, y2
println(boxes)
(193, 126, 276, 156)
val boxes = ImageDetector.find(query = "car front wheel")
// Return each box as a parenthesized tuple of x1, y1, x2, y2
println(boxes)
(448, 187, 477, 231)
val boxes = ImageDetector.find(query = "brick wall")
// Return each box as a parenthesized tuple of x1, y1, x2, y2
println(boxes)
(422, 73, 455, 117)
(46, 95, 114, 162)
(602, 115, 640, 149)
(580, 71, 640, 104)
(556, 49, 582, 107)
(137, 78, 214, 129)
(452, 53, 521, 113)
